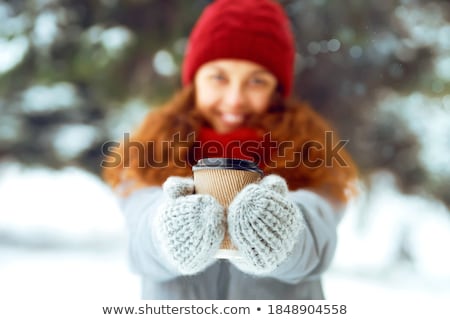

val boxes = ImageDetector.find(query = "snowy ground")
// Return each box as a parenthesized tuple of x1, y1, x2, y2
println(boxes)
(1, 163, 450, 317)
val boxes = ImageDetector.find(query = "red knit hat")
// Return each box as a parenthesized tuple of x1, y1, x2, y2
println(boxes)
(182, 0, 296, 97)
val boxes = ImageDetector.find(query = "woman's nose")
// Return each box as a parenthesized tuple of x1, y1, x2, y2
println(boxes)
(223, 84, 245, 111)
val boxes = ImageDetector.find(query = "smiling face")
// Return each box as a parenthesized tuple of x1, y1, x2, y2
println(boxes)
(194, 59, 278, 134)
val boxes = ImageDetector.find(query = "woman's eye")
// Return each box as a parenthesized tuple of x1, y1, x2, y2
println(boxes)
(210, 74, 226, 82)
(249, 77, 268, 86)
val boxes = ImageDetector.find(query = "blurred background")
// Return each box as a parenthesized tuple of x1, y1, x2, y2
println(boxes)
(1, 0, 450, 309)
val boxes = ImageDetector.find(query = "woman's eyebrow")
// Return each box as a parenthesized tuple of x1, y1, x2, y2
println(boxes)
(205, 66, 224, 73)
(251, 70, 273, 76)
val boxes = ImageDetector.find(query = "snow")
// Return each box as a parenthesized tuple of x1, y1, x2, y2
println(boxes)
(32, 11, 59, 48)
(0, 163, 123, 243)
(325, 172, 450, 303)
(20, 83, 81, 114)
(378, 92, 450, 176)
(332, 172, 450, 278)
(0, 247, 140, 301)
(0, 163, 449, 318)
(52, 124, 99, 160)
(0, 36, 29, 74)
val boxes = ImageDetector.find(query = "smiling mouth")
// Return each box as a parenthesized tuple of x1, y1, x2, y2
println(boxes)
(221, 113, 245, 125)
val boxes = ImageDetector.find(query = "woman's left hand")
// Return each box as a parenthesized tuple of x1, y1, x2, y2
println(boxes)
(227, 175, 305, 274)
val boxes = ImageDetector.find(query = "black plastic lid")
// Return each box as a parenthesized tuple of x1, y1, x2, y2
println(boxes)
(192, 158, 263, 176)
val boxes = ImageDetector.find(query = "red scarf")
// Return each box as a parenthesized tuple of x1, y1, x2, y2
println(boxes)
(194, 127, 270, 169)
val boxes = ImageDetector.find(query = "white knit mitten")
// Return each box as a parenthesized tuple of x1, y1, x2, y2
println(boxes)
(228, 175, 305, 275)
(155, 177, 225, 275)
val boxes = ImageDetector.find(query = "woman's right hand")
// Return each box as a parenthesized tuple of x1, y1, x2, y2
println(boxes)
(155, 177, 225, 275)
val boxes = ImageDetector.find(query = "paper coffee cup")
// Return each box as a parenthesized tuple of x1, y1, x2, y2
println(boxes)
(192, 158, 263, 259)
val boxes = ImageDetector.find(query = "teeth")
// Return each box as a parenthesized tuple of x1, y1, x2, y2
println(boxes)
(222, 113, 244, 124)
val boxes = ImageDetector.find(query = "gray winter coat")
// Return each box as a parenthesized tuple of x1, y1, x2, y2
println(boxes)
(120, 187, 340, 299)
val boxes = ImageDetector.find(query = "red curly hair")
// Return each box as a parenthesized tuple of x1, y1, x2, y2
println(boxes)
(102, 85, 358, 203)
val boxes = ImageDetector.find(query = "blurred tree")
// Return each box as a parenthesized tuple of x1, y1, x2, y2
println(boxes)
(283, 0, 450, 206)
(0, 0, 449, 207)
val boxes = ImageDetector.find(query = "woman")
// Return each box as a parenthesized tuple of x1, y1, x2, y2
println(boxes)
(103, 0, 358, 299)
